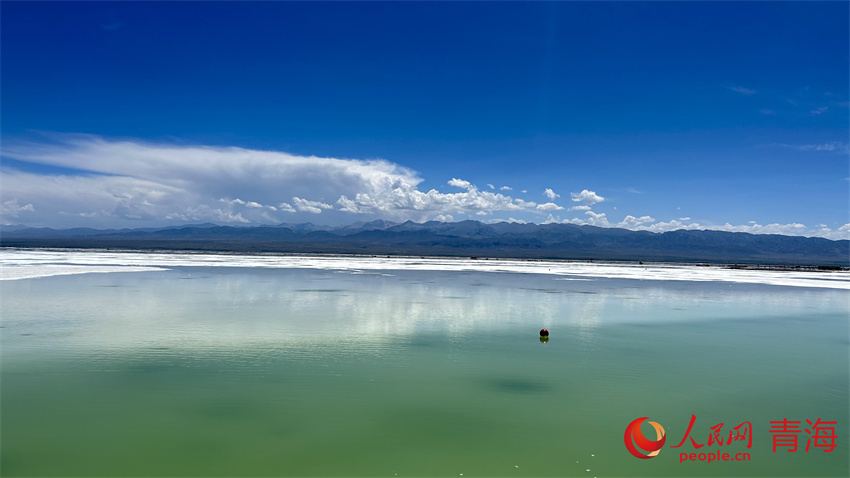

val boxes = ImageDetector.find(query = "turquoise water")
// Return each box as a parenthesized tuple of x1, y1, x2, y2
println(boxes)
(1, 264, 848, 477)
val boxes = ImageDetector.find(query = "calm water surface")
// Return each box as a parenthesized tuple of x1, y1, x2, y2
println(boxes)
(2, 262, 848, 477)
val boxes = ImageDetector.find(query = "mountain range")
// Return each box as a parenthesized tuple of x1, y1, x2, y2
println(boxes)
(2, 220, 848, 266)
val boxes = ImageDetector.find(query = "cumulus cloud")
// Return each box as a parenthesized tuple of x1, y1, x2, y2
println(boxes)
(335, 176, 539, 220)
(543, 188, 560, 200)
(500, 186, 512, 191)
(582, 211, 610, 227)
(542, 211, 850, 240)
(448, 178, 473, 189)
(1, 198, 35, 222)
(4, 133, 847, 239)
(292, 197, 333, 214)
(277, 202, 296, 213)
(514, 199, 537, 208)
(164, 205, 249, 224)
(617, 215, 656, 228)
(570, 189, 605, 205)
(536, 202, 564, 212)
(434, 214, 454, 222)
(487, 184, 495, 190)
(630, 220, 838, 238)
(542, 214, 560, 225)
(220, 198, 273, 210)
(543, 211, 610, 227)
(1, 134, 546, 227)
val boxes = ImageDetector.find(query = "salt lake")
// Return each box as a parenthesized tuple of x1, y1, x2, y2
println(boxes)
(1, 250, 847, 476)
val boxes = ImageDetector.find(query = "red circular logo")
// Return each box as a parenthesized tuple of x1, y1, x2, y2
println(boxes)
(624, 417, 666, 459)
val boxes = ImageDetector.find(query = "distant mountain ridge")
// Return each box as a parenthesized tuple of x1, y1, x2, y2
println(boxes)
(2, 220, 848, 266)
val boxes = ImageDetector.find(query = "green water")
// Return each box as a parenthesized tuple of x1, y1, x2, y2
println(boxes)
(1, 266, 848, 476)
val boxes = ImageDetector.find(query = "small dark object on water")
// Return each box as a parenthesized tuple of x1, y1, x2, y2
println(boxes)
(540, 336, 549, 344)
(539, 328, 549, 337)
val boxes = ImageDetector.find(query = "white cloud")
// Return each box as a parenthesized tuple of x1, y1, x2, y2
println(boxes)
(769, 142, 849, 154)
(729, 86, 756, 95)
(2, 169, 190, 225)
(292, 197, 333, 214)
(570, 189, 605, 205)
(500, 186, 512, 191)
(2, 134, 552, 227)
(434, 214, 454, 222)
(220, 198, 267, 209)
(3, 134, 431, 226)
(487, 184, 495, 190)
(546, 211, 611, 227)
(543, 188, 560, 200)
(803, 142, 847, 153)
(514, 199, 537, 208)
(810, 106, 829, 115)
(4, 134, 847, 240)
(164, 205, 249, 224)
(1, 199, 35, 222)
(448, 178, 474, 190)
(521, 190, 527, 194)
(582, 211, 610, 227)
(617, 215, 655, 228)
(336, 176, 538, 220)
(537, 212, 850, 240)
(536, 202, 564, 212)
(640, 220, 850, 240)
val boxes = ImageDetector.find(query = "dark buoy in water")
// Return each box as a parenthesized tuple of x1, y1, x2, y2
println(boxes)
(539, 328, 549, 337)
(539, 336, 549, 344)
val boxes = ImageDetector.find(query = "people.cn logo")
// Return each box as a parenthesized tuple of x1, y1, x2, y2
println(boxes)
(624, 417, 667, 459)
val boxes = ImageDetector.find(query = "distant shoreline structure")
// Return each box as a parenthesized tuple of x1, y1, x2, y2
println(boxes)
(2, 246, 847, 273)
(2, 248, 847, 290)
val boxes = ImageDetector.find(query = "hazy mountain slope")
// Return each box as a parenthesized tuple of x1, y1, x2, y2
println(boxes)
(2, 221, 848, 265)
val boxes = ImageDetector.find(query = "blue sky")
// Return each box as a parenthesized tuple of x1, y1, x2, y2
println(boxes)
(1, 1, 848, 238)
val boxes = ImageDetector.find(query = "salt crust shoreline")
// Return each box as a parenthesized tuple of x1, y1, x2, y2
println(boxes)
(1, 248, 848, 290)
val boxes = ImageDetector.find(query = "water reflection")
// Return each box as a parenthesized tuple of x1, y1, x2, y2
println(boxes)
(2, 264, 848, 477)
(2, 266, 848, 358)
